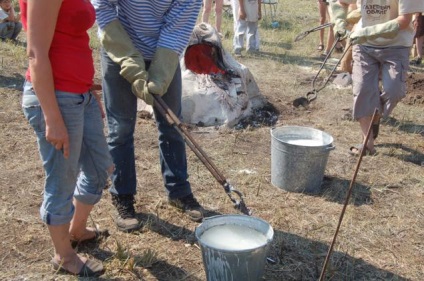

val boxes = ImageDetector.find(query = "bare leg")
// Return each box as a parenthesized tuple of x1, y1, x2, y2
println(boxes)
(318, 1, 327, 47)
(69, 199, 96, 241)
(416, 35, 423, 58)
(358, 115, 375, 152)
(202, 0, 212, 24)
(215, 0, 223, 33)
(48, 224, 87, 274)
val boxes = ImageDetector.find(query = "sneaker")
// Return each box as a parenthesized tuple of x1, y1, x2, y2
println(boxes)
(111, 194, 141, 232)
(410, 56, 422, 66)
(168, 194, 204, 222)
(233, 49, 242, 57)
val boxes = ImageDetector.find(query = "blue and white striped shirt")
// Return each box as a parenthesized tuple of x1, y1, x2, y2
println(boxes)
(91, 0, 202, 60)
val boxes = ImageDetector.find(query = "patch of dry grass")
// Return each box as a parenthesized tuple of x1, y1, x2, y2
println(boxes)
(1, 0, 423, 280)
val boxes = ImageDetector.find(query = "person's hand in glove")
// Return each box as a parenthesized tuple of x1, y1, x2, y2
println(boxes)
(349, 19, 400, 45)
(100, 19, 153, 105)
(330, 0, 349, 39)
(147, 47, 179, 97)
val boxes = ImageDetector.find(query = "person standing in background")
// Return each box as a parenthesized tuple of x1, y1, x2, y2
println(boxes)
(202, 0, 224, 36)
(410, 12, 424, 65)
(0, 0, 22, 42)
(19, 0, 114, 276)
(92, 0, 205, 233)
(232, 0, 262, 57)
(317, 0, 330, 51)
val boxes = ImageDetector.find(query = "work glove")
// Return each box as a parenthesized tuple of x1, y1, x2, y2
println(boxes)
(100, 20, 153, 105)
(349, 19, 400, 45)
(346, 8, 361, 25)
(329, 0, 349, 39)
(147, 47, 179, 97)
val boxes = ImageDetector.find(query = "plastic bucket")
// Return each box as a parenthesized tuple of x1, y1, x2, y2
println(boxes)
(195, 215, 274, 281)
(270, 126, 335, 194)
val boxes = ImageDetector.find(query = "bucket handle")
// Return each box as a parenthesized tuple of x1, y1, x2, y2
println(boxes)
(325, 145, 336, 151)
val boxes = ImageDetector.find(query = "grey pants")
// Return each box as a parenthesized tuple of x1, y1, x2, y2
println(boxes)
(351, 45, 409, 120)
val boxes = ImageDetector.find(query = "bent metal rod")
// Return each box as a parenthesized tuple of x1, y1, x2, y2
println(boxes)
(153, 95, 252, 216)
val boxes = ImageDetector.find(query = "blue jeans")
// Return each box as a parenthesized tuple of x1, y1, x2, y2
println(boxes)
(100, 50, 192, 199)
(0, 21, 22, 40)
(22, 81, 113, 225)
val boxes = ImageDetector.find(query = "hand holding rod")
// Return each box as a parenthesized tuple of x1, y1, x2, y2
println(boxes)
(153, 95, 252, 215)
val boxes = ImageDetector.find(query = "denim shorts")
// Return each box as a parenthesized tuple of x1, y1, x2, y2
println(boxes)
(22, 81, 113, 225)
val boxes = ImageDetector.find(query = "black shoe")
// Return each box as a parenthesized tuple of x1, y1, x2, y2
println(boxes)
(111, 194, 141, 232)
(169, 194, 204, 222)
(410, 56, 422, 66)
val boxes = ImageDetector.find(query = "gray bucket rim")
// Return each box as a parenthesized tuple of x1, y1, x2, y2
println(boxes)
(195, 214, 274, 253)
(271, 125, 334, 147)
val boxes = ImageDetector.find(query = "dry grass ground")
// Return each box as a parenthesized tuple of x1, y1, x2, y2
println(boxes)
(0, 1, 423, 280)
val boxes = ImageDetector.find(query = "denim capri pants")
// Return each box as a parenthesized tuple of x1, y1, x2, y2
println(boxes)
(22, 81, 113, 225)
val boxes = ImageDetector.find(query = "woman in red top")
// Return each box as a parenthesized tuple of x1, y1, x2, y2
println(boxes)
(20, 0, 113, 276)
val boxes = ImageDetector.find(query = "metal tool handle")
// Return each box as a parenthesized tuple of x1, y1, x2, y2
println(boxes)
(153, 95, 252, 215)
(294, 22, 334, 42)
(293, 39, 353, 107)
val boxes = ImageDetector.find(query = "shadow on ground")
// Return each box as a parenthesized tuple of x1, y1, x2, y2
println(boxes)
(265, 230, 409, 281)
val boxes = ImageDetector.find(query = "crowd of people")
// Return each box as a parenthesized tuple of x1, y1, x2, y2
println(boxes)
(8, 0, 424, 277)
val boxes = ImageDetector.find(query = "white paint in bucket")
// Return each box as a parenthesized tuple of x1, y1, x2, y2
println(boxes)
(285, 139, 325, 146)
(195, 215, 274, 281)
(271, 126, 335, 194)
(200, 224, 268, 251)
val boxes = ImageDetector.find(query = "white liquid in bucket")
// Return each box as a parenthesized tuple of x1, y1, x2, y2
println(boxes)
(200, 224, 268, 251)
(285, 139, 323, 146)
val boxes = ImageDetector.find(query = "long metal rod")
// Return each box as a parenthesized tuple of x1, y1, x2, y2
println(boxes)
(294, 22, 334, 42)
(319, 108, 379, 281)
(153, 95, 251, 215)
(314, 39, 350, 92)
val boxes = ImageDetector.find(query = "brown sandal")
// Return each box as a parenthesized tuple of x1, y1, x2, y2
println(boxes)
(51, 257, 104, 277)
(348, 144, 377, 156)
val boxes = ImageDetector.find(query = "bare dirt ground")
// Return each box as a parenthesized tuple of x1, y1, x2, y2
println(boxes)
(1, 5, 424, 281)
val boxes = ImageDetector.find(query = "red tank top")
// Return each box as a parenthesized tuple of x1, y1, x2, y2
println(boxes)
(19, 0, 96, 93)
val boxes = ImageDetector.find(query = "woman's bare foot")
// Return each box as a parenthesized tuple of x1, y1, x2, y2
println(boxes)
(52, 253, 87, 275)
(69, 227, 97, 242)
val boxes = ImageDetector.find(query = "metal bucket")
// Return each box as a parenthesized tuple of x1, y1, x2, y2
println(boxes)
(195, 215, 274, 281)
(271, 126, 335, 194)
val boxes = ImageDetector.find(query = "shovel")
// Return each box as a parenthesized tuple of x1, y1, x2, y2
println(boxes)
(294, 22, 334, 42)
(153, 95, 252, 216)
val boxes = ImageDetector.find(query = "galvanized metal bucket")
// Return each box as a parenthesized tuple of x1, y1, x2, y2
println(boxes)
(195, 215, 274, 281)
(271, 126, 335, 194)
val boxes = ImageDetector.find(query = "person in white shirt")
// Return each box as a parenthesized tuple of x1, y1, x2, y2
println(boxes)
(330, 0, 424, 156)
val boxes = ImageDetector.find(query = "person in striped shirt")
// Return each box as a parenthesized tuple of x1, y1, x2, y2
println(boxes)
(92, 0, 205, 232)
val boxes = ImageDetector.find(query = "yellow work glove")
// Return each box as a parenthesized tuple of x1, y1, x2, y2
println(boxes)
(349, 19, 400, 45)
(330, 0, 349, 39)
(100, 20, 153, 105)
(147, 47, 179, 97)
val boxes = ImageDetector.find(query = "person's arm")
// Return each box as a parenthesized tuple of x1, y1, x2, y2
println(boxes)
(27, 0, 70, 158)
(257, 0, 261, 21)
(350, 13, 414, 44)
(238, 0, 246, 20)
(146, 1, 202, 97)
(329, 0, 350, 38)
(8, 4, 16, 21)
